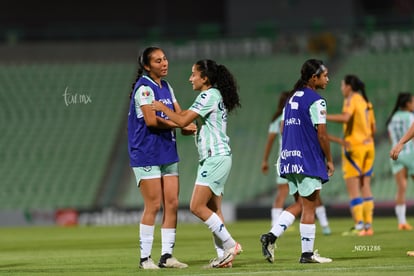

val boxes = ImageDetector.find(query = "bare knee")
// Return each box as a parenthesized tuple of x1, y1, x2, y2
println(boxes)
(164, 197, 179, 212)
(145, 200, 162, 215)
(190, 201, 200, 217)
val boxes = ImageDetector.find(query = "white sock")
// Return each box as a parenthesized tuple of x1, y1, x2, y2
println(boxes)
(315, 206, 329, 228)
(271, 208, 283, 227)
(300, 223, 316, 253)
(213, 234, 225, 258)
(140, 224, 155, 259)
(204, 213, 235, 249)
(395, 204, 407, 224)
(270, 210, 295, 237)
(161, 228, 176, 256)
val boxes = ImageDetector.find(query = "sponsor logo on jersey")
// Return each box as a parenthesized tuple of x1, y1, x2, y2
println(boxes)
(280, 149, 303, 160)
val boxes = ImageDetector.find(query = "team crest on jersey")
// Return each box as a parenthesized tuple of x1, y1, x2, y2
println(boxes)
(218, 102, 225, 111)
(143, 166, 152, 172)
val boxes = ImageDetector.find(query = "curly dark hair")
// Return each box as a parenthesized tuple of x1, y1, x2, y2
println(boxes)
(194, 59, 241, 113)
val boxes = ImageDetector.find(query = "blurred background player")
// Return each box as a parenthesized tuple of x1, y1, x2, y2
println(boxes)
(327, 74, 376, 236)
(261, 91, 291, 225)
(261, 91, 331, 235)
(386, 92, 414, 231)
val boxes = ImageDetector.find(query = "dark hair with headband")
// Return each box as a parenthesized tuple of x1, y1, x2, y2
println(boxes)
(385, 92, 413, 126)
(290, 59, 326, 95)
(130, 46, 162, 98)
(194, 59, 241, 113)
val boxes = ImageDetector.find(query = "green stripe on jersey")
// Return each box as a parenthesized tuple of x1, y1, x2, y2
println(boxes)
(189, 88, 231, 161)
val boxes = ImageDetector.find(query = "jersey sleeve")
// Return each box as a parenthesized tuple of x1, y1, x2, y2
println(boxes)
(136, 85, 155, 106)
(268, 116, 282, 134)
(310, 99, 327, 125)
(410, 113, 414, 124)
(268, 121, 278, 134)
(189, 91, 218, 117)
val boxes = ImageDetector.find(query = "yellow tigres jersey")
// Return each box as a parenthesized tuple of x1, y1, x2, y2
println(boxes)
(342, 93, 375, 146)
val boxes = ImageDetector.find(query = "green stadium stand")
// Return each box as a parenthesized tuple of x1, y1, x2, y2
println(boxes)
(0, 62, 134, 210)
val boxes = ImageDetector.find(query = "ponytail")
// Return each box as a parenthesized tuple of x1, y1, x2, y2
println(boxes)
(344, 74, 370, 104)
(271, 91, 290, 122)
(385, 92, 413, 126)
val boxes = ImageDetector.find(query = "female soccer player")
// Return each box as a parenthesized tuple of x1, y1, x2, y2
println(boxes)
(127, 46, 195, 270)
(261, 91, 331, 235)
(386, 92, 414, 230)
(152, 59, 242, 268)
(260, 59, 334, 264)
(327, 75, 376, 236)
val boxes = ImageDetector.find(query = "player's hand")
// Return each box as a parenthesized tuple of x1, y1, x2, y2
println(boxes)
(390, 143, 403, 160)
(151, 100, 165, 112)
(181, 123, 197, 135)
(261, 161, 269, 174)
(326, 161, 334, 177)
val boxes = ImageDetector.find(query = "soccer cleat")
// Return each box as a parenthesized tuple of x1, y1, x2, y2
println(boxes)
(209, 242, 242, 268)
(399, 223, 413, 231)
(204, 259, 233, 269)
(260, 233, 276, 263)
(139, 257, 160, 269)
(358, 228, 374, 236)
(299, 250, 332, 264)
(407, 251, 414, 256)
(227, 242, 243, 256)
(222, 261, 233, 268)
(322, 226, 332, 235)
(158, 254, 188, 268)
(341, 227, 362, 236)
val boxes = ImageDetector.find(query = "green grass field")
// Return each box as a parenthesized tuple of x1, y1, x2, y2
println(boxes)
(1, 218, 413, 275)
